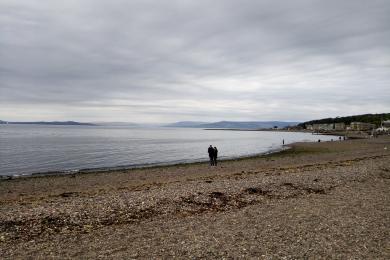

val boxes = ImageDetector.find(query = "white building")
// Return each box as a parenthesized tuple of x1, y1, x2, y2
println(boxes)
(350, 122, 375, 131)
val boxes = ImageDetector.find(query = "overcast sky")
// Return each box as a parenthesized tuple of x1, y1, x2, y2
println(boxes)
(1, 0, 389, 123)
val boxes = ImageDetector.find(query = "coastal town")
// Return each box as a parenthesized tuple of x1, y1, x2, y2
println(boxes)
(292, 113, 390, 137)
(305, 120, 390, 133)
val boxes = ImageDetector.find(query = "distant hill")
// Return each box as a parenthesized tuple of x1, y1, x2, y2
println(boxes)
(299, 113, 390, 128)
(165, 121, 299, 129)
(0, 120, 95, 126)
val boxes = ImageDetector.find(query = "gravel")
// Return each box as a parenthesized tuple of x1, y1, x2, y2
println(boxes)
(1, 137, 389, 259)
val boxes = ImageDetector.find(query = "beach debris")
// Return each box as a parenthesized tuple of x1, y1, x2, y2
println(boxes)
(59, 192, 77, 198)
(244, 187, 270, 195)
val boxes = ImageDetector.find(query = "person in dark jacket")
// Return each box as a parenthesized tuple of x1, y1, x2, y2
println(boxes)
(213, 146, 218, 166)
(208, 145, 215, 166)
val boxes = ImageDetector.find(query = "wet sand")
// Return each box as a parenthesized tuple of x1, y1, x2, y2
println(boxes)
(1, 137, 389, 259)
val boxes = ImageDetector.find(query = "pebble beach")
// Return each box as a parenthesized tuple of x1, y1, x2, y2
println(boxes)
(1, 137, 389, 259)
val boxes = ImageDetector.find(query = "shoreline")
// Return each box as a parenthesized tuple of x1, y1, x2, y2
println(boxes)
(1, 130, 341, 180)
(1, 136, 389, 258)
(0, 145, 291, 181)
(204, 128, 378, 138)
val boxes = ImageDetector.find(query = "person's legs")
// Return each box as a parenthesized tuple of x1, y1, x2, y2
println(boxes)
(214, 157, 217, 166)
(209, 156, 214, 166)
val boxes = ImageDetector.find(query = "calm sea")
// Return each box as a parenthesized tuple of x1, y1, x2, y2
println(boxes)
(0, 125, 337, 176)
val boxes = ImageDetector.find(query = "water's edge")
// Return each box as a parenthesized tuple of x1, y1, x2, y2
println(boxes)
(0, 145, 291, 181)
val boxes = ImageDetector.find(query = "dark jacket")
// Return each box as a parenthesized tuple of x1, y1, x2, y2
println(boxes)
(208, 147, 214, 157)
(214, 148, 218, 158)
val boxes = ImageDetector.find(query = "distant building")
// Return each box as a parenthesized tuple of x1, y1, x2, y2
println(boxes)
(313, 123, 334, 131)
(334, 122, 346, 130)
(350, 122, 375, 131)
(307, 123, 346, 131)
(305, 124, 313, 130)
(383, 120, 390, 128)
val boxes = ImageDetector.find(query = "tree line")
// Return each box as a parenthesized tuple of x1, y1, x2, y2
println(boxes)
(298, 113, 390, 128)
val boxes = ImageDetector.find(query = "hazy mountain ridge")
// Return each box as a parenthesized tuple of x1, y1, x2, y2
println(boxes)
(0, 120, 95, 126)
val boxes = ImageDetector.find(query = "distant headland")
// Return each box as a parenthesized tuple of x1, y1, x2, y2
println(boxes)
(0, 120, 96, 126)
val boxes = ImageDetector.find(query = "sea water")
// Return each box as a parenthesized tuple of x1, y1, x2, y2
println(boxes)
(0, 125, 337, 176)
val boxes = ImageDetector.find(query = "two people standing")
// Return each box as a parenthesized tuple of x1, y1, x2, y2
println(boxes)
(208, 145, 218, 166)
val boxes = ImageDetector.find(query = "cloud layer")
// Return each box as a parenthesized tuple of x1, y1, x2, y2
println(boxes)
(1, 0, 389, 122)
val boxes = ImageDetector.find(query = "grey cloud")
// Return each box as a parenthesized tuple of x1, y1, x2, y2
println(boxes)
(0, 0, 389, 122)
